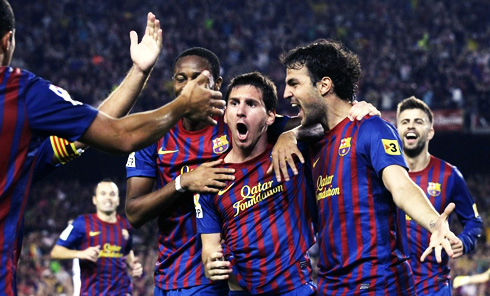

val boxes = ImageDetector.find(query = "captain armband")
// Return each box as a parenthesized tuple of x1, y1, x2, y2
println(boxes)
(49, 135, 84, 164)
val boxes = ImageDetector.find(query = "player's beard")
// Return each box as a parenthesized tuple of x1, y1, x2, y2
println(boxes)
(403, 140, 425, 158)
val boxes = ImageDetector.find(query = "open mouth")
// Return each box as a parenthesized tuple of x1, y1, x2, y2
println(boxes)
(237, 123, 248, 140)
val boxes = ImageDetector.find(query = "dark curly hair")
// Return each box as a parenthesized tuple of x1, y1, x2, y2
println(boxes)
(0, 0, 14, 38)
(280, 39, 361, 103)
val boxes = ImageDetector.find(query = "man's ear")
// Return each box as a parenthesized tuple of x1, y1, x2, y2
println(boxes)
(214, 76, 223, 91)
(318, 76, 333, 96)
(1, 31, 12, 52)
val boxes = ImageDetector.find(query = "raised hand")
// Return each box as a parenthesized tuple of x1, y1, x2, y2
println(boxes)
(129, 12, 163, 74)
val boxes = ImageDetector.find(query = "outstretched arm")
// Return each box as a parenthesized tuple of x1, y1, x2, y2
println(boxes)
(382, 165, 459, 263)
(50, 12, 163, 164)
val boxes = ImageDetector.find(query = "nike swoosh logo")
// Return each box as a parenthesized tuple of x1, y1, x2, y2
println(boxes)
(89, 231, 100, 237)
(218, 182, 235, 196)
(158, 148, 178, 155)
(313, 157, 320, 168)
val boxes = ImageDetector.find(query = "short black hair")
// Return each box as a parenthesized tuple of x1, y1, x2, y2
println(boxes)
(397, 96, 433, 124)
(173, 47, 220, 82)
(224, 71, 277, 112)
(281, 39, 361, 103)
(0, 0, 14, 37)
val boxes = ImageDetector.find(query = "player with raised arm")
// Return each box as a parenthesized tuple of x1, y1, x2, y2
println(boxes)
(0, 1, 222, 294)
(396, 96, 483, 295)
(51, 179, 142, 295)
(125, 47, 378, 295)
(277, 39, 458, 294)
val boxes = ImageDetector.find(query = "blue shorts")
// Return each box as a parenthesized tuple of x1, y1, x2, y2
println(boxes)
(154, 282, 229, 296)
(228, 281, 316, 296)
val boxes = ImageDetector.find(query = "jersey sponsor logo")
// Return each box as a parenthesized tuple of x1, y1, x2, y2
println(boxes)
(89, 231, 101, 237)
(339, 137, 351, 156)
(218, 182, 235, 196)
(194, 194, 203, 219)
(233, 180, 283, 216)
(158, 148, 179, 155)
(212, 135, 230, 154)
(316, 174, 340, 201)
(381, 139, 401, 155)
(99, 243, 124, 258)
(126, 152, 136, 168)
(427, 182, 441, 196)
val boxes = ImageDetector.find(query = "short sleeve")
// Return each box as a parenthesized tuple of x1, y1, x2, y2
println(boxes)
(195, 193, 222, 234)
(126, 143, 158, 178)
(56, 217, 85, 250)
(25, 76, 98, 141)
(357, 117, 408, 176)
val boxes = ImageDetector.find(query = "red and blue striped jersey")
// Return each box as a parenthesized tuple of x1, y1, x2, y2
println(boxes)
(126, 116, 289, 290)
(196, 145, 317, 295)
(126, 117, 231, 290)
(399, 155, 482, 295)
(0, 66, 98, 296)
(56, 214, 134, 296)
(311, 116, 415, 295)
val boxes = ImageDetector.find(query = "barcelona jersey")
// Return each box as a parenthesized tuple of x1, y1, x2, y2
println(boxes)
(56, 214, 134, 296)
(399, 155, 482, 295)
(311, 116, 415, 295)
(0, 66, 98, 296)
(126, 116, 289, 290)
(196, 145, 317, 295)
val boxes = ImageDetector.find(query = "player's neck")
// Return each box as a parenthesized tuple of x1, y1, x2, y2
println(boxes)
(97, 211, 117, 223)
(326, 98, 352, 130)
(404, 151, 431, 172)
(225, 137, 268, 164)
(182, 117, 208, 131)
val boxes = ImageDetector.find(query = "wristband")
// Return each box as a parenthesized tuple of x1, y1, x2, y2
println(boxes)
(175, 175, 186, 193)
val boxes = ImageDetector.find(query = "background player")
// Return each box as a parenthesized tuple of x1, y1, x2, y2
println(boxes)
(396, 96, 483, 295)
(0, 1, 223, 294)
(51, 179, 142, 295)
(197, 72, 317, 295)
(277, 38, 458, 294)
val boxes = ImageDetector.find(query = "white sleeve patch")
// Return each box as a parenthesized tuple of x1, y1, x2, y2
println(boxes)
(59, 224, 74, 241)
(126, 152, 136, 168)
(48, 84, 82, 106)
(194, 194, 203, 219)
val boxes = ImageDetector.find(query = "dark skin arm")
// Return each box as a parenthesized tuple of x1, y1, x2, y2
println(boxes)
(126, 159, 234, 228)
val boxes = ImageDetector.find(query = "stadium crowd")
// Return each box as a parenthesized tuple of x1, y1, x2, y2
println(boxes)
(9, 0, 490, 295)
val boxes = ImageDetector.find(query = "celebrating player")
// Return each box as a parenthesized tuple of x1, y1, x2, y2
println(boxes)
(51, 180, 142, 295)
(276, 39, 458, 294)
(197, 72, 317, 295)
(0, 1, 222, 294)
(396, 96, 483, 295)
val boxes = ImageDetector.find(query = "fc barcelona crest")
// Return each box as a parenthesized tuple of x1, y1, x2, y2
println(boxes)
(213, 135, 230, 154)
(427, 182, 441, 196)
(339, 137, 351, 156)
